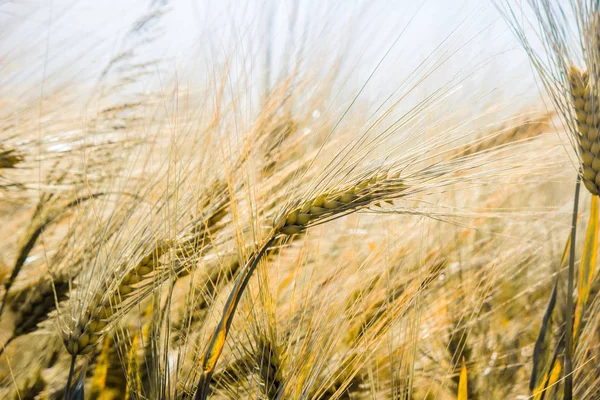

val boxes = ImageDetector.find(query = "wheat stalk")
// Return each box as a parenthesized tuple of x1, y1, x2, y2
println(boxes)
(496, 3, 600, 398)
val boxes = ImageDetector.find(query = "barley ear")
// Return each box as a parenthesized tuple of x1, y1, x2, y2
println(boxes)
(569, 66, 600, 196)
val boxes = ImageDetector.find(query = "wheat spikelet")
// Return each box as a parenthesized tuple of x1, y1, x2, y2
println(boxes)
(0, 191, 140, 362)
(61, 197, 234, 359)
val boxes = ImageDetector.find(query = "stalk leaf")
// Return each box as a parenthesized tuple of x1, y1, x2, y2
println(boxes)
(457, 358, 468, 400)
(533, 357, 562, 400)
(530, 231, 571, 392)
(573, 195, 599, 343)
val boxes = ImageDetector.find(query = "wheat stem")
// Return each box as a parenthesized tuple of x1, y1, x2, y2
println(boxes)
(64, 354, 77, 400)
(194, 235, 277, 400)
(565, 173, 581, 400)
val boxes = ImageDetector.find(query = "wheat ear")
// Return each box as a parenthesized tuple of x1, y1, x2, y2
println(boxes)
(568, 67, 600, 195)
(275, 171, 403, 235)
(61, 241, 170, 357)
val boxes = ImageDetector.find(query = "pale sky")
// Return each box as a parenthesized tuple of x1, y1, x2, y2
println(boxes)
(0, 0, 542, 116)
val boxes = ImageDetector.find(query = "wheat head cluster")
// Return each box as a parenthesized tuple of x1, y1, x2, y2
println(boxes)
(2, 0, 600, 399)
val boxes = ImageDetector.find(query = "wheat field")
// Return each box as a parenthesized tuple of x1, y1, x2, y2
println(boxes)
(1, 1, 600, 399)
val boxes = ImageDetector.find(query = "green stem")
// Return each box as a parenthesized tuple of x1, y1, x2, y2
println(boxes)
(64, 354, 77, 400)
(565, 174, 580, 400)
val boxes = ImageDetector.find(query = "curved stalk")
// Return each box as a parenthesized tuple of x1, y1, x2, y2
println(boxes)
(193, 236, 277, 400)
